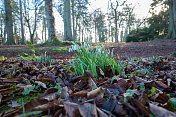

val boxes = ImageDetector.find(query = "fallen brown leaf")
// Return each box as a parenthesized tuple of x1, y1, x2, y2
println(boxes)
(149, 103, 176, 117)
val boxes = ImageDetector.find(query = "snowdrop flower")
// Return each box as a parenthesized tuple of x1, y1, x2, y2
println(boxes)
(84, 42, 87, 47)
(68, 48, 72, 52)
(98, 48, 102, 54)
(74, 45, 78, 50)
(106, 49, 110, 57)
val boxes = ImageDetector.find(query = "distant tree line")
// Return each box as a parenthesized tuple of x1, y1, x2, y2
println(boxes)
(0, 0, 175, 45)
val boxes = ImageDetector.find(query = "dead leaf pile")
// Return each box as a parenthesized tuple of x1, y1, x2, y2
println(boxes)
(0, 56, 176, 117)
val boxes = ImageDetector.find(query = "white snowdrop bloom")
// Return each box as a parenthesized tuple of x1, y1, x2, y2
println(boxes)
(71, 45, 74, 50)
(74, 45, 78, 50)
(98, 48, 102, 54)
(83, 42, 87, 47)
(68, 48, 72, 52)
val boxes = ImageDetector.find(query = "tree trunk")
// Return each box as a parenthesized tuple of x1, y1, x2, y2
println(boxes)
(4, 0, 15, 45)
(42, 17, 44, 42)
(0, 17, 3, 45)
(0, 15, 3, 45)
(114, 9, 118, 43)
(3, 26, 6, 45)
(82, 29, 84, 42)
(45, 17, 47, 42)
(19, 0, 25, 45)
(79, 22, 81, 41)
(0, 13, 3, 38)
(64, 0, 73, 41)
(75, 17, 78, 40)
(71, 0, 76, 41)
(14, 24, 18, 44)
(95, 22, 97, 42)
(165, 0, 176, 39)
(42, 16, 46, 43)
(45, 0, 56, 42)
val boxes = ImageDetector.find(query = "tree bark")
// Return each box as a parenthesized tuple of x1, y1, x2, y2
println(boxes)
(19, 0, 25, 45)
(165, 0, 176, 39)
(75, 17, 78, 40)
(95, 21, 97, 42)
(4, 0, 15, 45)
(114, 9, 118, 43)
(64, 0, 73, 41)
(82, 29, 84, 42)
(0, 13, 3, 38)
(45, 17, 47, 42)
(71, 0, 76, 41)
(45, 0, 56, 42)
(3, 25, 6, 45)
(0, 14, 3, 44)
(42, 17, 44, 42)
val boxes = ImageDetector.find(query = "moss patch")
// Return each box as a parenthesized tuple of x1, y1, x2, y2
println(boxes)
(50, 47, 68, 53)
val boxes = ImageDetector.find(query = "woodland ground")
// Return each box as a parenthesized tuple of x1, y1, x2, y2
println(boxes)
(0, 39, 176, 117)
(0, 39, 176, 60)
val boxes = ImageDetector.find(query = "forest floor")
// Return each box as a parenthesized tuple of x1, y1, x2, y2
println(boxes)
(0, 39, 176, 60)
(0, 39, 176, 117)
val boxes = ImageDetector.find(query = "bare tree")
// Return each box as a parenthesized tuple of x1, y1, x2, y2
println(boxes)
(23, 0, 43, 44)
(109, 0, 127, 43)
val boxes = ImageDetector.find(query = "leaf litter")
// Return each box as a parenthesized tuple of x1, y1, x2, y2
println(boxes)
(0, 55, 176, 117)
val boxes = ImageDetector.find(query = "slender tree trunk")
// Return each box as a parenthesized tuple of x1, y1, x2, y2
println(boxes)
(19, 0, 25, 45)
(82, 29, 84, 42)
(0, 17, 3, 45)
(0, 16, 3, 38)
(64, 0, 73, 41)
(111, 26, 114, 42)
(71, 0, 76, 41)
(3, 26, 6, 45)
(75, 17, 78, 40)
(108, 22, 111, 42)
(79, 22, 81, 42)
(14, 24, 18, 44)
(114, 9, 118, 43)
(4, 0, 15, 45)
(45, 0, 56, 42)
(42, 16, 46, 43)
(42, 17, 44, 42)
(45, 17, 47, 42)
(95, 22, 97, 42)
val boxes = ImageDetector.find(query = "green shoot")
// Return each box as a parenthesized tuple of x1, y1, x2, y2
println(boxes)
(28, 41, 35, 56)
(148, 87, 156, 97)
(139, 83, 145, 91)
